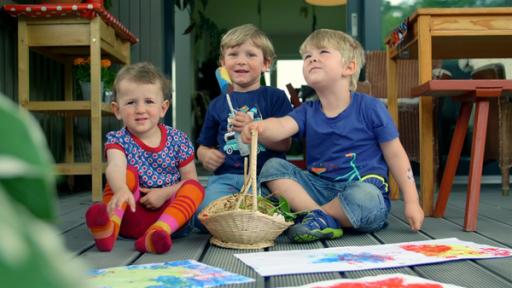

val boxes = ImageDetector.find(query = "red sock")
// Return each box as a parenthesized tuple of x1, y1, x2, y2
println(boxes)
(134, 228, 172, 254)
(86, 168, 139, 251)
(85, 203, 121, 252)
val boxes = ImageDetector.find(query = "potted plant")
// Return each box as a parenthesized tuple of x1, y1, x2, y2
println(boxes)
(73, 57, 115, 102)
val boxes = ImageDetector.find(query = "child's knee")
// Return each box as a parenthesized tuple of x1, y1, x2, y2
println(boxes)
(344, 182, 383, 207)
(338, 182, 388, 232)
(177, 179, 205, 204)
(259, 158, 294, 181)
(181, 179, 204, 193)
(262, 157, 288, 171)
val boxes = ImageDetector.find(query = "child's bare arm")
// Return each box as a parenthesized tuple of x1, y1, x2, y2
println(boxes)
(380, 138, 424, 231)
(197, 145, 225, 172)
(140, 161, 198, 209)
(105, 149, 136, 213)
(241, 116, 298, 146)
(232, 112, 292, 152)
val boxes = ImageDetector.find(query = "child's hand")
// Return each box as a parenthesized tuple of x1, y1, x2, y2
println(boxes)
(202, 148, 225, 172)
(404, 202, 424, 231)
(108, 188, 136, 215)
(240, 122, 263, 144)
(139, 187, 169, 209)
(231, 111, 253, 132)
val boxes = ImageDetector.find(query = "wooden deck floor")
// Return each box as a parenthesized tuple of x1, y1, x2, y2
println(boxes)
(59, 184, 512, 287)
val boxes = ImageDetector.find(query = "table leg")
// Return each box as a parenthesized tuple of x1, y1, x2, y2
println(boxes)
(417, 15, 434, 216)
(465, 100, 490, 231)
(433, 102, 472, 217)
(386, 46, 399, 200)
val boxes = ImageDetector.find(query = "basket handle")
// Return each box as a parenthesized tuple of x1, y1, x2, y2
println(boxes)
(234, 158, 250, 210)
(234, 130, 258, 212)
(250, 129, 258, 212)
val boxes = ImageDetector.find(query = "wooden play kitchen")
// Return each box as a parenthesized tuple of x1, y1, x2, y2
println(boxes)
(4, 2, 138, 200)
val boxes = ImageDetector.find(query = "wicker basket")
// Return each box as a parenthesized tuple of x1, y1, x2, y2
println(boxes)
(198, 131, 293, 249)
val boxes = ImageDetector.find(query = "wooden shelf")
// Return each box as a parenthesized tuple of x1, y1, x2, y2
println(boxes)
(23, 101, 113, 115)
(14, 14, 134, 201)
(55, 162, 106, 175)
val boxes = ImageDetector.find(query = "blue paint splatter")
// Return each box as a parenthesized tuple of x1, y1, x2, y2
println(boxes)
(313, 252, 393, 264)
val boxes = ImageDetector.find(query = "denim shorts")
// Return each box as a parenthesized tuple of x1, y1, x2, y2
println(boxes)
(258, 158, 390, 232)
(193, 173, 246, 232)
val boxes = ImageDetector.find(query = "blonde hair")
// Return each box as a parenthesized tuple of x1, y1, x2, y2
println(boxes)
(300, 29, 365, 91)
(112, 62, 170, 101)
(220, 24, 275, 62)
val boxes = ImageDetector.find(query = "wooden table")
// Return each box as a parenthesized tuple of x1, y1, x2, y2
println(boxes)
(5, 3, 138, 201)
(386, 8, 512, 216)
(411, 80, 512, 231)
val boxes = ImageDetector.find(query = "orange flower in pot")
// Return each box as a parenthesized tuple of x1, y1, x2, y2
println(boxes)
(73, 57, 115, 101)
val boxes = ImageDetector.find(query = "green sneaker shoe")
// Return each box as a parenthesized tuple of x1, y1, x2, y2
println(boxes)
(286, 209, 343, 243)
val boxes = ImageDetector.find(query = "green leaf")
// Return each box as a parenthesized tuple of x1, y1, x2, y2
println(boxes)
(0, 95, 57, 221)
(0, 185, 89, 288)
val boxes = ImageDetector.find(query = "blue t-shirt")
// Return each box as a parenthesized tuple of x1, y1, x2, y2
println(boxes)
(289, 92, 398, 182)
(197, 86, 292, 175)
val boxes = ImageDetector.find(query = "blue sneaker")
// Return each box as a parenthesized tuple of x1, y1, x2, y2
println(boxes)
(287, 209, 343, 243)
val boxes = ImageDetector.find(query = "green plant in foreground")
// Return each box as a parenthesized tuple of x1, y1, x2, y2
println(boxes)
(0, 94, 90, 287)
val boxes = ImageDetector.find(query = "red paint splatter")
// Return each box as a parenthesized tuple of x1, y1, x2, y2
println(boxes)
(400, 244, 452, 257)
(312, 276, 443, 288)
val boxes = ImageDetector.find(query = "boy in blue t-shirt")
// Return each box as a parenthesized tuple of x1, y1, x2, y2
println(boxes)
(241, 29, 424, 243)
(195, 24, 292, 230)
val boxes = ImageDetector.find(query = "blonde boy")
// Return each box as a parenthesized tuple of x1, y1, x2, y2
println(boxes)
(241, 29, 424, 243)
(195, 24, 292, 231)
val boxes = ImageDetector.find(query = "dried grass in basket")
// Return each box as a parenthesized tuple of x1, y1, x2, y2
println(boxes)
(198, 130, 293, 249)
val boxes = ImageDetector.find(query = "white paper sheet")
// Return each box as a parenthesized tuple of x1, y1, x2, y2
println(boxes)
(235, 238, 512, 276)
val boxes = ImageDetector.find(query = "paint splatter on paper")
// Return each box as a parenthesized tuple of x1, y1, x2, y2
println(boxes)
(400, 243, 511, 259)
(89, 259, 254, 288)
(313, 252, 394, 264)
(235, 238, 512, 276)
(281, 273, 464, 288)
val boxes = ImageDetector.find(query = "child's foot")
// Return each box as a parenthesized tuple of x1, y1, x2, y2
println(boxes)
(134, 229, 172, 254)
(286, 209, 343, 243)
(85, 203, 116, 251)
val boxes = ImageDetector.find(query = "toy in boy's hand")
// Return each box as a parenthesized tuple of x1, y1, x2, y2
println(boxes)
(226, 94, 255, 157)
(216, 66, 232, 94)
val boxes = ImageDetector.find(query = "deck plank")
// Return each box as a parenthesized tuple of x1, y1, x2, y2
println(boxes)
(133, 232, 210, 264)
(80, 239, 141, 269)
(391, 201, 512, 287)
(63, 224, 95, 254)
(57, 186, 512, 287)
(443, 203, 512, 247)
